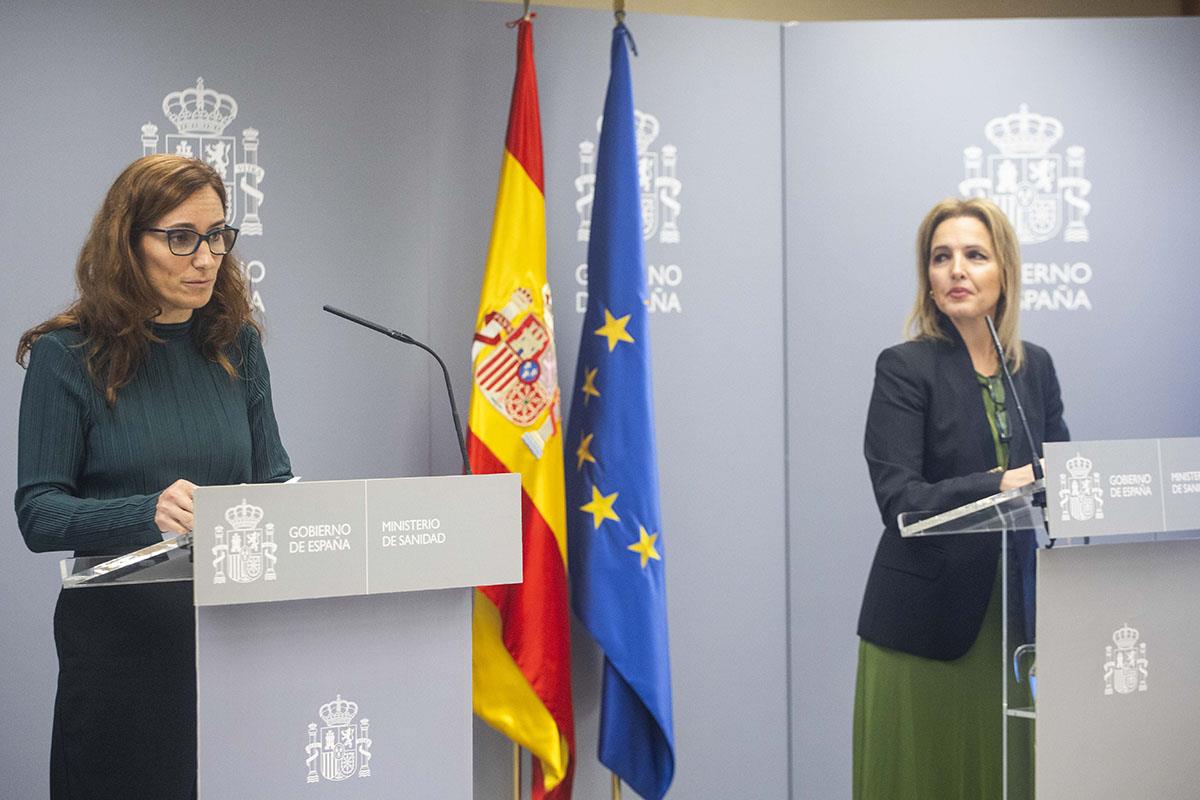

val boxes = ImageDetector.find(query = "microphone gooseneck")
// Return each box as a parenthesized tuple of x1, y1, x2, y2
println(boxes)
(322, 305, 471, 476)
(985, 315, 1044, 504)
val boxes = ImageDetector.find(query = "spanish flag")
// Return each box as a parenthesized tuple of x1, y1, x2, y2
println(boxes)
(468, 18, 574, 799)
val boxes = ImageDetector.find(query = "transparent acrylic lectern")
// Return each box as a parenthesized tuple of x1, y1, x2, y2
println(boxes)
(900, 479, 1046, 800)
(61, 534, 194, 588)
(896, 437, 1200, 800)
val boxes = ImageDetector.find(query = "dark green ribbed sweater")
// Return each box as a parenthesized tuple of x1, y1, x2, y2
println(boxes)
(16, 319, 291, 555)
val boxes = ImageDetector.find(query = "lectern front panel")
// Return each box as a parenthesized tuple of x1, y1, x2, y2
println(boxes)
(196, 589, 472, 798)
(1037, 538, 1200, 799)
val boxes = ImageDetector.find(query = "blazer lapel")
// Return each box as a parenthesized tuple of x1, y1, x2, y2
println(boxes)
(940, 324, 1000, 471)
(1004, 367, 1034, 468)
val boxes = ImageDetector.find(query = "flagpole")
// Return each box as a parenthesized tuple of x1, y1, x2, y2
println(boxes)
(597, 16, 638, 800)
(513, 743, 522, 800)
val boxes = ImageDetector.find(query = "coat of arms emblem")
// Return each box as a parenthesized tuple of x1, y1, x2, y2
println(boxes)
(305, 695, 373, 782)
(1103, 623, 1149, 695)
(1059, 452, 1105, 522)
(211, 499, 277, 584)
(959, 104, 1091, 245)
(472, 287, 561, 459)
(138, 77, 264, 234)
(576, 110, 681, 244)
(139, 77, 270, 312)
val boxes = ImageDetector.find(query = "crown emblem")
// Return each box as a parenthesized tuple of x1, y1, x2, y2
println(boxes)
(224, 499, 264, 530)
(592, 110, 661, 155)
(319, 695, 359, 726)
(1112, 624, 1140, 651)
(1066, 453, 1094, 478)
(985, 104, 1063, 157)
(162, 77, 238, 136)
(634, 110, 660, 155)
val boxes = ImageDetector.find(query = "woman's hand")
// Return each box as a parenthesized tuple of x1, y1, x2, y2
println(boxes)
(155, 479, 197, 534)
(999, 459, 1046, 492)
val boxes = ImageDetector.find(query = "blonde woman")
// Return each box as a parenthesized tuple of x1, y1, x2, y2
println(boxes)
(853, 197, 1068, 799)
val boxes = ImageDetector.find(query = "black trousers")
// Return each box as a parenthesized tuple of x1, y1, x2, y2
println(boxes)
(50, 581, 196, 800)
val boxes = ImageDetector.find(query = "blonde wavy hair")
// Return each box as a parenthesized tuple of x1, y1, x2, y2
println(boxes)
(905, 196, 1024, 371)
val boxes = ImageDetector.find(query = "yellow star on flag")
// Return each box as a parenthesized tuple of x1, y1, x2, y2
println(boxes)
(580, 485, 620, 529)
(580, 366, 601, 405)
(576, 433, 597, 471)
(627, 526, 661, 568)
(594, 308, 635, 352)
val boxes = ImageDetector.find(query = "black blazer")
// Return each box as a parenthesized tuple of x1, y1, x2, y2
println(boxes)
(856, 325, 1069, 660)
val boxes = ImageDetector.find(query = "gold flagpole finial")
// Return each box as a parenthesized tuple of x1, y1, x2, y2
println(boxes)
(614, 0, 625, 24)
(523, 0, 532, 21)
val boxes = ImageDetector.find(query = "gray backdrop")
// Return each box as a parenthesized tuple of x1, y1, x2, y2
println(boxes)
(430, 6, 788, 797)
(785, 17, 1200, 799)
(0, 2, 787, 799)
(0, 1, 448, 797)
(2, 3, 1197, 799)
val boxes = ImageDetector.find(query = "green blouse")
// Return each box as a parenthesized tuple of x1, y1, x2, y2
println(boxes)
(16, 319, 291, 555)
(977, 372, 1010, 471)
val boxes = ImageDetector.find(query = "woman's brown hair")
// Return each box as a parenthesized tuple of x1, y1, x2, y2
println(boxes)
(16, 154, 258, 404)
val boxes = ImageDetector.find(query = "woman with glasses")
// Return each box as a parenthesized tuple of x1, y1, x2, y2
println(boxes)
(853, 197, 1069, 800)
(15, 154, 291, 799)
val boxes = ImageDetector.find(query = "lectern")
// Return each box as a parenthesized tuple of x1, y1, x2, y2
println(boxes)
(900, 438, 1200, 800)
(60, 473, 521, 799)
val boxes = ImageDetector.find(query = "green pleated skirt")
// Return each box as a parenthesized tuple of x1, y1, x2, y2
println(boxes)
(852, 567, 1033, 800)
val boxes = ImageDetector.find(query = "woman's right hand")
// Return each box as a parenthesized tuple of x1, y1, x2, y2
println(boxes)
(155, 479, 197, 534)
(1000, 460, 1044, 492)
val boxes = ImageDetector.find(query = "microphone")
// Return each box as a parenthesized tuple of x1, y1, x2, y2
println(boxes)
(323, 305, 471, 476)
(985, 315, 1043, 504)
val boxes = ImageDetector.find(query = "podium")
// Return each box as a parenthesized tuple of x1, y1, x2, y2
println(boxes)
(60, 473, 521, 799)
(900, 438, 1200, 800)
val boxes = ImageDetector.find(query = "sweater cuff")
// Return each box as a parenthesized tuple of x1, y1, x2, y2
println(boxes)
(135, 493, 163, 538)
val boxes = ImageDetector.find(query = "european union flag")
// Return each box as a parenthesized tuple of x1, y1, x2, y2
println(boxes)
(566, 22, 675, 800)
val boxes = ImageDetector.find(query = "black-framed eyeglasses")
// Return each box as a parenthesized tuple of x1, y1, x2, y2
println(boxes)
(140, 226, 239, 256)
(982, 375, 1012, 443)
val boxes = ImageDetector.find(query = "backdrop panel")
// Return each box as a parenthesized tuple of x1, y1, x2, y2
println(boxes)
(429, 5, 788, 798)
(0, 2, 443, 798)
(2, 2, 788, 798)
(784, 17, 1200, 799)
